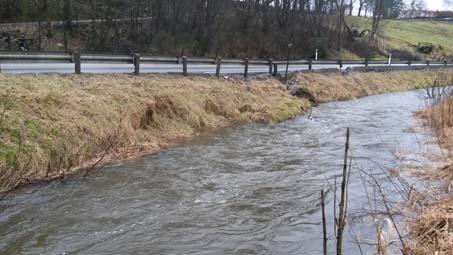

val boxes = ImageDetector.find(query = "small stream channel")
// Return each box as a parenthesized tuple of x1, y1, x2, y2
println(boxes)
(0, 90, 438, 254)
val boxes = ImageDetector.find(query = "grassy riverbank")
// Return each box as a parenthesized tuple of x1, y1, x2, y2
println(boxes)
(290, 69, 449, 104)
(410, 84, 453, 254)
(0, 69, 451, 193)
(0, 74, 310, 192)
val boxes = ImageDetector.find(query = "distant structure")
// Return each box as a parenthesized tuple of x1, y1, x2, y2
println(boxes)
(398, 10, 453, 19)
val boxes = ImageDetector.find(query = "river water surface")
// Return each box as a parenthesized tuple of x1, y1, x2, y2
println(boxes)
(0, 90, 435, 254)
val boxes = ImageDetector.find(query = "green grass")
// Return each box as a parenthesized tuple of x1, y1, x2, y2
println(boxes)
(348, 17, 453, 59)
(0, 74, 310, 192)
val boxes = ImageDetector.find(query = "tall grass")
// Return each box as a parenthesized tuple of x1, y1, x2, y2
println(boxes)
(409, 71, 453, 255)
(0, 74, 310, 194)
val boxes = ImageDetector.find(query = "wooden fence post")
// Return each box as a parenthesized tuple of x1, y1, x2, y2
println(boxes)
(321, 189, 327, 255)
(215, 57, 222, 78)
(74, 52, 81, 74)
(244, 58, 249, 79)
(273, 63, 278, 76)
(182, 56, 188, 76)
(268, 59, 273, 74)
(133, 54, 140, 75)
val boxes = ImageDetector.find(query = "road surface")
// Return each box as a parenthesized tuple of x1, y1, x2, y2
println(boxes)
(0, 62, 440, 75)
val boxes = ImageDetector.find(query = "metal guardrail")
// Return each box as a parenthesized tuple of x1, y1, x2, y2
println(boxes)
(0, 51, 452, 77)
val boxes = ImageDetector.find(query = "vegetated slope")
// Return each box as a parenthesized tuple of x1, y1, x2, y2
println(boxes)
(0, 69, 450, 193)
(0, 74, 309, 192)
(289, 69, 449, 103)
(348, 17, 453, 60)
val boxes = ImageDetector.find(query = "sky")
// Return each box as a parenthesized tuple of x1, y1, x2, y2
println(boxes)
(423, 0, 453, 10)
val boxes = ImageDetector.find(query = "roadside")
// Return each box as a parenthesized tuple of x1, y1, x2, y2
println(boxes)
(0, 69, 450, 194)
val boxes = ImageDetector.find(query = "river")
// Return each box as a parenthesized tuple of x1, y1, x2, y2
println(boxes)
(0, 90, 436, 254)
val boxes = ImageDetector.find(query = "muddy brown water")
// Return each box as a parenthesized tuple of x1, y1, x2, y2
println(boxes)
(0, 90, 438, 254)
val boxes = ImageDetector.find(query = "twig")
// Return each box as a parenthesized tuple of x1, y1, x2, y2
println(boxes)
(321, 189, 328, 255)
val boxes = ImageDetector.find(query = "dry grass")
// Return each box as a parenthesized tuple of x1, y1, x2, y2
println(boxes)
(409, 198, 453, 255)
(421, 97, 453, 153)
(408, 72, 453, 255)
(291, 69, 449, 104)
(0, 74, 309, 192)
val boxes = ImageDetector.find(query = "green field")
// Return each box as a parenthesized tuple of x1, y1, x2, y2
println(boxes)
(348, 17, 453, 60)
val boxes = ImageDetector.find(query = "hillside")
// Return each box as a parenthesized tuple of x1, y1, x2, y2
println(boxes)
(348, 17, 453, 60)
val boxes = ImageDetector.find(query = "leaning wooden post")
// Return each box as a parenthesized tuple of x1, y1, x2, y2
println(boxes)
(273, 63, 278, 76)
(133, 54, 140, 75)
(309, 59, 313, 70)
(321, 189, 328, 255)
(244, 58, 249, 79)
(74, 52, 81, 74)
(182, 56, 188, 76)
(268, 59, 273, 74)
(215, 57, 222, 78)
(336, 127, 350, 255)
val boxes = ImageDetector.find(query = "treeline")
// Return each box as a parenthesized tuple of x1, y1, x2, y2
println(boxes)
(0, 0, 407, 58)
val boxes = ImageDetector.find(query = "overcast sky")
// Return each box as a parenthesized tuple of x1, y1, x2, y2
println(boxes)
(423, 0, 453, 10)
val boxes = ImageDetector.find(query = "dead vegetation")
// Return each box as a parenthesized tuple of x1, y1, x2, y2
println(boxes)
(407, 72, 453, 255)
(409, 198, 453, 255)
(291, 69, 449, 104)
(0, 73, 309, 193)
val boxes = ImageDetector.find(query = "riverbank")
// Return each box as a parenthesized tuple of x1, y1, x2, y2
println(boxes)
(409, 89, 453, 254)
(0, 74, 310, 192)
(290, 69, 449, 104)
(0, 69, 450, 193)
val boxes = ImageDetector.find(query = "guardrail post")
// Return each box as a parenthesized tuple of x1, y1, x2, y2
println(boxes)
(273, 63, 278, 76)
(308, 59, 313, 70)
(182, 56, 188, 76)
(338, 60, 343, 69)
(365, 59, 368, 67)
(215, 57, 222, 78)
(133, 54, 140, 75)
(268, 59, 273, 74)
(244, 58, 249, 79)
(444, 61, 448, 67)
(408, 60, 412, 66)
(74, 52, 81, 74)
(426, 60, 430, 67)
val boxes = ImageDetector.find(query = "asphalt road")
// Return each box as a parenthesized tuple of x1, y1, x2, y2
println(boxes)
(0, 62, 440, 75)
